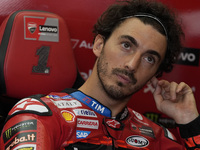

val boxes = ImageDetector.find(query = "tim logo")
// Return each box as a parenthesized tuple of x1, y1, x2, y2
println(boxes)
(176, 47, 199, 66)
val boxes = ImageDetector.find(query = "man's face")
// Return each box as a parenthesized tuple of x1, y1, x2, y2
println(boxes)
(96, 18, 167, 100)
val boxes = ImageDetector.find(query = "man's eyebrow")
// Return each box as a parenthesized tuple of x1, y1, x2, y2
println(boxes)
(146, 50, 161, 61)
(119, 35, 139, 47)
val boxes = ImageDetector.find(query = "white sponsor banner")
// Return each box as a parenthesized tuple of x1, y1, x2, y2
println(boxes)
(73, 109, 97, 118)
(52, 100, 82, 108)
(77, 118, 99, 129)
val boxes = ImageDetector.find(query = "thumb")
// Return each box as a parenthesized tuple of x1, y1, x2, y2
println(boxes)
(150, 77, 163, 110)
(150, 76, 158, 89)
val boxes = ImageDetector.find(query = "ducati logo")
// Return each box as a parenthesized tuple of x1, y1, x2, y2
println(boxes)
(27, 22, 37, 34)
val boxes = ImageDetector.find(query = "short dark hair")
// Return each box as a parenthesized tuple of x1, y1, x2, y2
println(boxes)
(93, 0, 184, 77)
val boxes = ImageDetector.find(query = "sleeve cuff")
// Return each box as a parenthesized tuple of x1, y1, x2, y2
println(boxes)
(177, 115, 200, 138)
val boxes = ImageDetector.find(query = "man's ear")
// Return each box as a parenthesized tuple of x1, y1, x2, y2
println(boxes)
(93, 34, 104, 57)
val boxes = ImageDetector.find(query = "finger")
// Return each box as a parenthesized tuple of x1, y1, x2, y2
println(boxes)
(150, 76, 158, 89)
(158, 80, 170, 94)
(151, 79, 163, 110)
(169, 82, 178, 100)
(158, 80, 170, 89)
(157, 80, 172, 100)
(176, 82, 192, 94)
(151, 77, 163, 96)
(153, 89, 163, 111)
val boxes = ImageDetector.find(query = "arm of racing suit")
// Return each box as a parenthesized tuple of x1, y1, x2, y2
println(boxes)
(1, 114, 55, 150)
(178, 115, 200, 149)
(158, 115, 200, 149)
(0, 96, 65, 150)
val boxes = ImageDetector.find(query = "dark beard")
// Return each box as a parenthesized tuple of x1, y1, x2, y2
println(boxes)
(97, 52, 141, 101)
(112, 68, 137, 85)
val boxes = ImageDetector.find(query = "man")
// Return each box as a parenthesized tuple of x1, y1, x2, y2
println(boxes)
(1, 0, 200, 149)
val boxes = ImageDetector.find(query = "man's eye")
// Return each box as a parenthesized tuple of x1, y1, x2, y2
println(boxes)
(144, 56, 155, 64)
(121, 42, 131, 50)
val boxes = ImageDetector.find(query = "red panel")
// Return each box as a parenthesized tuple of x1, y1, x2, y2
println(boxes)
(0, 11, 77, 98)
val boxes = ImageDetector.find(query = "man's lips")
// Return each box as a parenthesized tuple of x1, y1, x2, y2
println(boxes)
(112, 68, 137, 84)
(116, 74, 132, 84)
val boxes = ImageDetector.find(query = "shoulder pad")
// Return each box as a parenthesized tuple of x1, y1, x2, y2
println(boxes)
(8, 95, 52, 118)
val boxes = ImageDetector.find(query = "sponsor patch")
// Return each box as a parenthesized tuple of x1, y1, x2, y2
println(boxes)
(132, 111, 149, 126)
(144, 112, 176, 128)
(73, 109, 97, 118)
(105, 119, 121, 129)
(70, 91, 111, 117)
(46, 95, 73, 100)
(27, 22, 37, 34)
(8, 98, 51, 116)
(132, 110, 143, 120)
(130, 123, 137, 131)
(118, 107, 129, 120)
(24, 16, 59, 42)
(39, 25, 57, 33)
(5, 132, 36, 150)
(76, 130, 91, 139)
(126, 135, 149, 148)
(3, 120, 37, 143)
(13, 144, 36, 150)
(51, 100, 82, 108)
(77, 118, 99, 129)
(139, 126, 155, 138)
(61, 110, 75, 122)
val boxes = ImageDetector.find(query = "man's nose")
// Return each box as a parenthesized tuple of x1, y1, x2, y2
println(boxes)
(124, 52, 141, 72)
